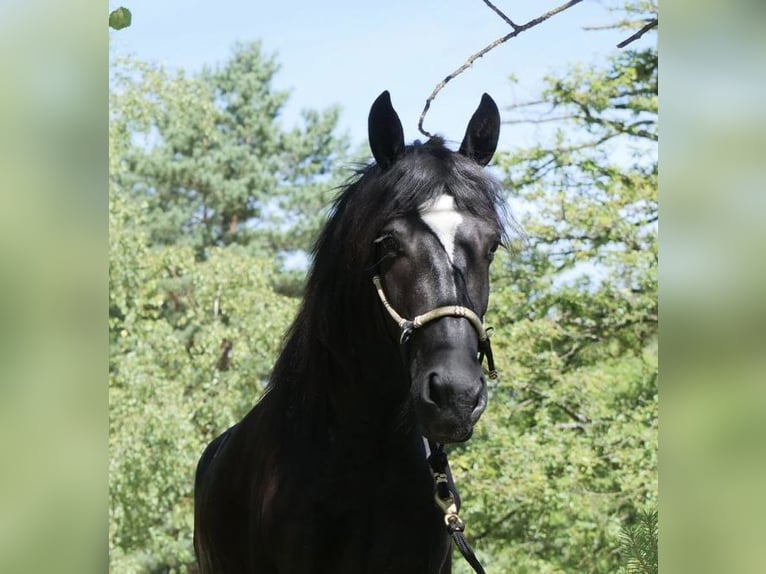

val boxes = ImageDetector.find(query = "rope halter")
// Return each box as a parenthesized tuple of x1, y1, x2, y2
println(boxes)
(372, 275, 497, 380)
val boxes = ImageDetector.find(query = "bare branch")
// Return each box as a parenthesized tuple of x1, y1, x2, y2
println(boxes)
(617, 18, 658, 48)
(502, 114, 579, 125)
(480, 0, 519, 30)
(583, 16, 655, 33)
(504, 98, 548, 110)
(418, 0, 585, 138)
(582, 23, 627, 31)
(557, 422, 587, 430)
(552, 398, 591, 425)
(525, 386, 591, 425)
(474, 507, 518, 541)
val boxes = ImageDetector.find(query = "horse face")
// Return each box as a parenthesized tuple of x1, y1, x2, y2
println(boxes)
(375, 200, 500, 443)
(368, 91, 501, 444)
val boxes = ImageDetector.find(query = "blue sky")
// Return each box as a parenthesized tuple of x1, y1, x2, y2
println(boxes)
(109, 0, 636, 150)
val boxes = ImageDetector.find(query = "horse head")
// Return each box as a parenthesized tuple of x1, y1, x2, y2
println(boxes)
(367, 91, 502, 444)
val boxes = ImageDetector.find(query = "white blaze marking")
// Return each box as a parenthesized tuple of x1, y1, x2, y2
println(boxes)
(419, 194, 463, 263)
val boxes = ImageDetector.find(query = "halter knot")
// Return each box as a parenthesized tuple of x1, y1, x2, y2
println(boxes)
(399, 321, 415, 344)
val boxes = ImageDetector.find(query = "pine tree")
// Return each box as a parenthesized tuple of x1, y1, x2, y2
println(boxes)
(112, 42, 348, 257)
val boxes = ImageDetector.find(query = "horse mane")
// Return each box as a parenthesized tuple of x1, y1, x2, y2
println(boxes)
(266, 136, 506, 416)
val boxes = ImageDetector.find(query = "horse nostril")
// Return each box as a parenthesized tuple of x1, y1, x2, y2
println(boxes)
(427, 372, 447, 407)
(471, 377, 485, 409)
(471, 376, 486, 408)
(427, 372, 486, 411)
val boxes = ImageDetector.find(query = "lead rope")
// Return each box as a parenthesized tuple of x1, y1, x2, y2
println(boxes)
(427, 441, 487, 574)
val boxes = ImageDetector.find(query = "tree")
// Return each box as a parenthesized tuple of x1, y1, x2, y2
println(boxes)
(111, 42, 348, 258)
(448, 2, 658, 572)
(108, 236, 297, 571)
(109, 45, 345, 571)
(109, 3, 657, 570)
(618, 510, 658, 574)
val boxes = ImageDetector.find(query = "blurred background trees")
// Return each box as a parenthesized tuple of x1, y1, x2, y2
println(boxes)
(451, 14, 657, 572)
(109, 42, 342, 570)
(111, 42, 348, 271)
(109, 2, 656, 570)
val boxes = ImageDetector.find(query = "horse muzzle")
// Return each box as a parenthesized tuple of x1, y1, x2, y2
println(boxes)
(411, 346, 488, 444)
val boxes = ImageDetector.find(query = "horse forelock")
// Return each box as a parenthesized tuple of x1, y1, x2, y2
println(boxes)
(324, 137, 505, 262)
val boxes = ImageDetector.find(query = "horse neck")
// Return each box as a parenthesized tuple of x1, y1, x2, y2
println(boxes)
(326, 319, 412, 438)
(271, 282, 416, 446)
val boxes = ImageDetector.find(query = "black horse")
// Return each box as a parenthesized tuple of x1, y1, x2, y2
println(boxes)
(194, 90, 504, 574)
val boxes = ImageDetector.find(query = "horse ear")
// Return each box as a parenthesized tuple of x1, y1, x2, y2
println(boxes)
(459, 93, 500, 167)
(368, 91, 405, 169)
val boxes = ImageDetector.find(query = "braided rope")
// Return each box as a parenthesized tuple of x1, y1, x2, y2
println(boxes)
(412, 306, 488, 342)
(372, 275, 497, 379)
(372, 275, 409, 328)
(373, 275, 489, 341)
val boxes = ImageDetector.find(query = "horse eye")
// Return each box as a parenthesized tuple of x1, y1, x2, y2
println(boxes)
(374, 234, 400, 256)
(487, 240, 500, 262)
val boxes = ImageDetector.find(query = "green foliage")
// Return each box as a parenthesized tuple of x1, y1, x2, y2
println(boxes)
(109, 4, 657, 570)
(109, 47, 332, 572)
(448, 3, 658, 572)
(109, 7, 132, 31)
(109, 193, 299, 570)
(108, 240, 297, 570)
(111, 43, 348, 258)
(618, 510, 658, 574)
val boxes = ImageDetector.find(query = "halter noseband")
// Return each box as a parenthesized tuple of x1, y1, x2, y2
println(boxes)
(372, 275, 497, 380)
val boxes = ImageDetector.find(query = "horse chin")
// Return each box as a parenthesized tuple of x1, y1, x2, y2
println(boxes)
(426, 425, 474, 445)
(414, 402, 480, 444)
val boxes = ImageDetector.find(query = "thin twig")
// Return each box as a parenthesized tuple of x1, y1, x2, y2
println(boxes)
(474, 507, 518, 541)
(582, 22, 627, 31)
(502, 114, 579, 125)
(525, 386, 591, 425)
(616, 18, 658, 48)
(504, 98, 548, 109)
(418, 0, 585, 138)
(480, 0, 519, 30)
